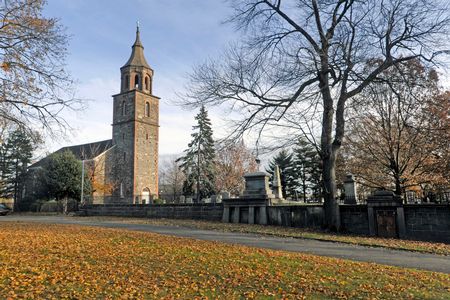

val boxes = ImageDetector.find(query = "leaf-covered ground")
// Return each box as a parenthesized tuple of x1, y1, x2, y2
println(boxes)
(0, 223, 449, 299)
(78, 217, 450, 256)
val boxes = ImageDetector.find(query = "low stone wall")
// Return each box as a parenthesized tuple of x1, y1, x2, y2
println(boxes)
(267, 205, 323, 228)
(81, 203, 450, 243)
(81, 203, 223, 221)
(146, 203, 223, 221)
(404, 204, 450, 243)
(340, 205, 369, 235)
(267, 205, 370, 235)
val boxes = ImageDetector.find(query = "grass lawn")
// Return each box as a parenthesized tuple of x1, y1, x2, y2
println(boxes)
(76, 217, 450, 256)
(0, 223, 449, 299)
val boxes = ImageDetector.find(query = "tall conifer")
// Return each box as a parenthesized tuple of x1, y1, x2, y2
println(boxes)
(178, 106, 216, 202)
(292, 139, 322, 201)
(0, 129, 34, 210)
(266, 150, 295, 198)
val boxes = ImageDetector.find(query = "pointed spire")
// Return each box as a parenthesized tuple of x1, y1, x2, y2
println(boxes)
(134, 21, 143, 48)
(122, 24, 151, 69)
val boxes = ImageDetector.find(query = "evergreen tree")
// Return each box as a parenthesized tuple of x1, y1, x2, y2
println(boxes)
(178, 106, 216, 202)
(266, 149, 295, 198)
(0, 129, 34, 210)
(292, 139, 322, 202)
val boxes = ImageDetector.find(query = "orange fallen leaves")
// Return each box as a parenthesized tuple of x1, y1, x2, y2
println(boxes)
(0, 222, 448, 299)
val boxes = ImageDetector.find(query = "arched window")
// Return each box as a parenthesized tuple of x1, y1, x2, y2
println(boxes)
(134, 74, 140, 89)
(149, 77, 152, 93)
(125, 75, 129, 89)
(145, 102, 150, 117)
(121, 102, 126, 116)
(145, 76, 149, 90)
(146, 133, 149, 140)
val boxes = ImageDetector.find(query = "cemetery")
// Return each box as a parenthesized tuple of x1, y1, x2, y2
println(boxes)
(1, 0, 449, 298)
(80, 168, 450, 243)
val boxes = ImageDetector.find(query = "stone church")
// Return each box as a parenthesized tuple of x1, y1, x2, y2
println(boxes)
(29, 26, 159, 204)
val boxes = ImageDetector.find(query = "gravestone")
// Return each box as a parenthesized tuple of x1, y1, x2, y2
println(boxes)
(344, 174, 358, 204)
(272, 166, 283, 199)
(216, 194, 222, 203)
(222, 172, 273, 225)
(179, 195, 185, 204)
(186, 197, 193, 204)
(241, 172, 275, 199)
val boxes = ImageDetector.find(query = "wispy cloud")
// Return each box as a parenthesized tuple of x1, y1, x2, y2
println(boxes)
(41, 0, 237, 157)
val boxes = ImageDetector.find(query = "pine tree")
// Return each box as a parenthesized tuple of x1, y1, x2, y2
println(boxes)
(0, 129, 34, 210)
(178, 106, 216, 202)
(292, 139, 322, 202)
(266, 149, 295, 198)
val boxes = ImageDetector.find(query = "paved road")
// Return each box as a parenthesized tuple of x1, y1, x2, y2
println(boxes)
(1, 215, 449, 274)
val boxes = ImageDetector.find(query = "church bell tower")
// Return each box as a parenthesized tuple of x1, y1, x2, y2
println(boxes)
(111, 25, 159, 203)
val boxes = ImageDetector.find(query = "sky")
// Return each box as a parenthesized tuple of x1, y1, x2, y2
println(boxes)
(41, 0, 450, 161)
(42, 0, 237, 158)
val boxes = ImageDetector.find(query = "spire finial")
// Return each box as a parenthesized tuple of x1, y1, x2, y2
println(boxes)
(122, 23, 151, 69)
(133, 21, 143, 48)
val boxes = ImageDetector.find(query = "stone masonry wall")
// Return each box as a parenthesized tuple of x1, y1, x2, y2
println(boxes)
(146, 204, 223, 221)
(340, 205, 369, 235)
(112, 92, 135, 201)
(82, 203, 223, 221)
(404, 205, 450, 243)
(267, 205, 324, 228)
(133, 92, 159, 197)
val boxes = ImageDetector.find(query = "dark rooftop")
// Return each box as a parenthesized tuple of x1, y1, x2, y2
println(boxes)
(29, 139, 113, 169)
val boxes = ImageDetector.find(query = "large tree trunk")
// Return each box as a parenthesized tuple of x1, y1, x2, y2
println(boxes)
(322, 149, 341, 231)
(394, 175, 402, 196)
(63, 197, 68, 215)
(13, 160, 19, 212)
(319, 64, 342, 231)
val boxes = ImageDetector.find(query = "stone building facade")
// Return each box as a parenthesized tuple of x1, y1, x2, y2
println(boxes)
(28, 26, 159, 204)
(110, 26, 159, 203)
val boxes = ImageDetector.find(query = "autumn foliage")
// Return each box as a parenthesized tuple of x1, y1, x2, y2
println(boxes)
(0, 223, 449, 299)
(215, 140, 258, 196)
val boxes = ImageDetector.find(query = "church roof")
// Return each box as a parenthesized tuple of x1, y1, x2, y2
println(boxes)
(58, 139, 114, 160)
(122, 26, 151, 69)
(29, 139, 114, 169)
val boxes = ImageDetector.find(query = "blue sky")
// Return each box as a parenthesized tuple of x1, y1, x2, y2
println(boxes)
(41, 0, 450, 160)
(42, 0, 237, 156)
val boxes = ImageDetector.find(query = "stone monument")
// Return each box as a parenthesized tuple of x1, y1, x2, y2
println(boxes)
(222, 172, 274, 225)
(343, 174, 358, 204)
(272, 166, 283, 200)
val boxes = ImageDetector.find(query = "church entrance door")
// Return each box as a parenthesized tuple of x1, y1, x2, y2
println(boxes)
(142, 189, 150, 204)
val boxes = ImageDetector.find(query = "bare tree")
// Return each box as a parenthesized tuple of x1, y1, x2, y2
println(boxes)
(0, 0, 81, 136)
(159, 157, 186, 203)
(215, 140, 258, 196)
(182, 0, 450, 230)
